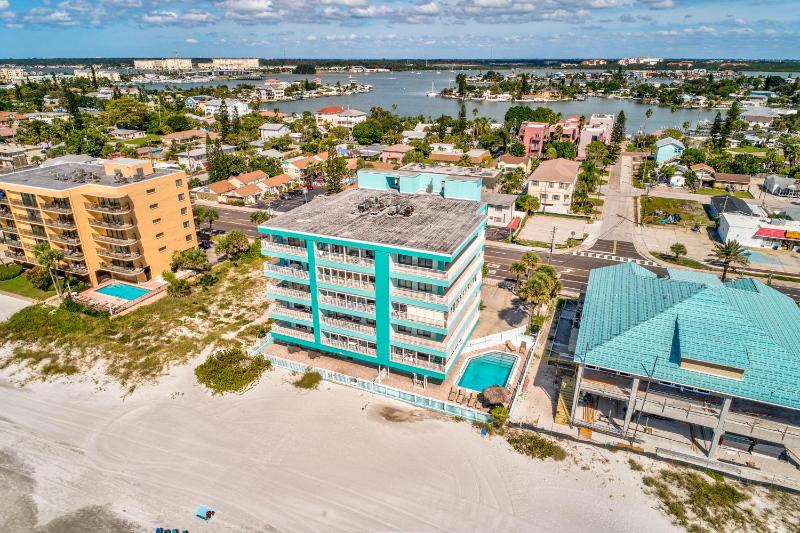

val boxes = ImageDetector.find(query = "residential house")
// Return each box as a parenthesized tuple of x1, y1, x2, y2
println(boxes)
(282, 152, 329, 181)
(314, 106, 367, 129)
(526, 158, 581, 214)
(259, 123, 290, 141)
(109, 128, 146, 141)
(0, 144, 45, 170)
(161, 129, 218, 146)
(482, 191, 519, 229)
(259, 80, 289, 101)
(176, 144, 236, 172)
(577, 114, 614, 160)
(690, 164, 715, 186)
(203, 99, 252, 118)
(654, 137, 685, 166)
(764, 175, 799, 198)
(261, 173, 293, 195)
(259, 186, 485, 380)
(380, 144, 415, 164)
(224, 184, 264, 205)
(229, 170, 267, 188)
(713, 173, 751, 192)
(429, 144, 490, 165)
(571, 262, 800, 460)
(185, 95, 214, 110)
(496, 154, 531, 175)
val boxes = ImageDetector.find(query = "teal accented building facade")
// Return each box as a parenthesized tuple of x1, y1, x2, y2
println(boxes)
(571, 263, 800, 459)
(259, 185, 487, 381)
(356, 163, 499, 202)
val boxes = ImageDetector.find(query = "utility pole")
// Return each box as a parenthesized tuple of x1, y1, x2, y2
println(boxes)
(548, 226, 556, 264)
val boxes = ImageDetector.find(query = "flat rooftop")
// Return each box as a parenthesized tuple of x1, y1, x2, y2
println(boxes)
(399, 163, 501, 181)
(261, 189, 485, 255)
(0, 161, 174, 191)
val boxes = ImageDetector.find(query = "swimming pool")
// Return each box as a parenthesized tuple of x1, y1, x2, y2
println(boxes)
(95, 283, 150, 301)
(457, 351, 517, 392)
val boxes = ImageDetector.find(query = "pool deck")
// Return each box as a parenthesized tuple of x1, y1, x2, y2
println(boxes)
(75, 279, 167, 315)
(266, 341, 531, 412)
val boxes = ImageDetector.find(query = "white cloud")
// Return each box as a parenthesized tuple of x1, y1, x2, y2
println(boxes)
(185, 37, 199, 43)
(141, 9, 216, 26)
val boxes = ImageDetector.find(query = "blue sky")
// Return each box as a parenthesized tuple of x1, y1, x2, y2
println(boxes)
(0, 0, 798, 58)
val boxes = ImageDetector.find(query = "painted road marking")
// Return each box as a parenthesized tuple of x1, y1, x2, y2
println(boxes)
(571, 251, 657, 267)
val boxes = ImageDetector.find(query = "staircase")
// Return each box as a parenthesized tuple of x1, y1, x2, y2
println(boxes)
(555, 374, 576, 426)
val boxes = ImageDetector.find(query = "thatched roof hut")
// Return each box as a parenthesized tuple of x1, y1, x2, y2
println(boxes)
(482, 386, 511, 407)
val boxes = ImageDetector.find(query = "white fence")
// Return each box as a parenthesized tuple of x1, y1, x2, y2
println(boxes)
(464, 325, 533, 352)
(257, 350, 492, 424)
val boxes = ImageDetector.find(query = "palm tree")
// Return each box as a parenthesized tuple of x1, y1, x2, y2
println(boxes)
(205, 208, 220, 232)
(711, 240, 749, 282)
(32, 242, 64, 298)
(670, 242, 687, 261)
(520, 251, 540, 274)
(249, 210, 271, 225)
(509, 260, 527, 291)
(522, 195, 540, 216)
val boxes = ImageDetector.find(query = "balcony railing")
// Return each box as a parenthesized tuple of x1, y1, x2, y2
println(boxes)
(263, 263, 310, 280)
(267, 285, 312, 301)
(390, 237, 482, 282)
(261, 241, 307, 257)
(88, 218, 135, 230)
(100, 263, 145, 276)
(390, 353, 445, 372)
(63, 263, 89, 275)
(316, 251, 375, 267)
(0, 197, 8, 205)
(3, 250, 25, 260)
(391, 310, 447, 329)
(40, 203, 73, 214)
(44, 219, 77, 230)
(97, 249, 142, 260)
(49, 233, 81, 245)
(1, 226, 19, 234)
(85, 203, 131, 214)
(0, 210, 14, 220)
(270, 307, 313, 322)
(322, 336, 376, 356)
(390, 286, 447, 305)
(19, 229, 48, 239)
(8, 199, 37, 208)
(63, 251, 85, 261)
(271, 325, 314, 342)
(317, 274, 375, 291)
(391, 331, 445, 351)
(17, 215, 44, 224)
(320, 316, 376, 336)
(93, 234, 138, 246)
(318, 294, 375, 314)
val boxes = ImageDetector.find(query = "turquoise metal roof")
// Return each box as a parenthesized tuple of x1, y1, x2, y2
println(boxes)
(575, 263, 800, 410)
(667, 267, 724, 287)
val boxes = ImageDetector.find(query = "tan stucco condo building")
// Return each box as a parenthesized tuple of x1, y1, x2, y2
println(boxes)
(0, 157, 196, 286)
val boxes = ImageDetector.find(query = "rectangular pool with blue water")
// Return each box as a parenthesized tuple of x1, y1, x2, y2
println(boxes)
(457, 351, 517, 392)
(95, 283, 151, 301)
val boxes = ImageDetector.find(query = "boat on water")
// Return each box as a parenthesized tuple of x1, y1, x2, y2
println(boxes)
(426, 82, 437, 97)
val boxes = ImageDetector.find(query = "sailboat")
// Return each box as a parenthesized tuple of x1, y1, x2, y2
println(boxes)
(426, 82, 437, 97)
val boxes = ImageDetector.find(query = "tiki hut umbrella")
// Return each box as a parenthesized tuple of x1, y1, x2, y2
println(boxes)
(482, 386, 511, 407)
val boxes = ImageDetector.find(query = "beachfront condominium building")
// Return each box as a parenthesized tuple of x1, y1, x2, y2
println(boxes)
(211, 58, 260, 71)
(571, 263, 800, 459)
(577, 114, 614, 160)
(0, 157, 196, 286)
(259, 182, 487, 381)
(133, 58, 193, 71)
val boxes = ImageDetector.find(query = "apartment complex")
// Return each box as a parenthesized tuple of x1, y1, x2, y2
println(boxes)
(0, 158, 196, 286)
(211, 58, 260, 71)
(517, 116, 581, 158)
(571, 263, 800, 459)
(259, 186, 486, 381)
(577, 114, 615, 159)
(133, 58, 193, 71)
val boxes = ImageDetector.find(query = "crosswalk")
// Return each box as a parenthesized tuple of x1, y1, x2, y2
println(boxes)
(572, 251, 657, 267)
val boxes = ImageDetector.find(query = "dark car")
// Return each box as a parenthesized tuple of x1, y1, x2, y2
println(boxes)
(198, 239, 213, 250)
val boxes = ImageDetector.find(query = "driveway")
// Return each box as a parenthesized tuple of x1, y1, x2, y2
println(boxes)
(0, 293, 32, 321)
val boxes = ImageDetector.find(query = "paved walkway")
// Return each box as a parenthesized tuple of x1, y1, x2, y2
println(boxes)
(0, 293, 31, 321)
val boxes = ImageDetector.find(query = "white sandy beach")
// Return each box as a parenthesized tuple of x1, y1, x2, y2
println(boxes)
(0, 356, 679, 533)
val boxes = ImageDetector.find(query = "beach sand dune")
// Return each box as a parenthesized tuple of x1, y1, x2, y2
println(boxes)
(0, 361, 678, 533)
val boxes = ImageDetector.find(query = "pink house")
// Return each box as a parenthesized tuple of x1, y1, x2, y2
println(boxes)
(577, 114, 615, 160)
(518, 115, 582, 158)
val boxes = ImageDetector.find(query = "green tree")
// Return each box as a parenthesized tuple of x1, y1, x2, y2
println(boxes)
(669, 242, 687, 261)
(352, 119, 383, 144)
(711, 240, 749, 282)
(216, 230, 251, 261)
(203, 207, 219, 232)
(455, 73, 468, 97)
(509, 261, 527, 291)
(520, 251, 540, 274)
(170, 248, 211, 273)
(521, 195, 540, 215)
(508, 142, 525, 157)
(683, 169, 698, 192)
(101, 97, 151, 130)
(32, 242, 64, 298)
(585, 141, 608, 165)
(65, 128, 105, 157)
(323, 154, 348, 194)
(249, 210, 271, 225)
(710, 112, 724, 149)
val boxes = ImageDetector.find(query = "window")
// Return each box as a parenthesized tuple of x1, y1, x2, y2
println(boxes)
(559, 183, 565, 189)
(149, 203, 158, 210)
(552, 195, 560, 201)
(183, 221, 190, 229)
(397, 254, 412, 265)
(418, 258, 433, 269)
(530, 180, 539, 186)
(146, 188, 156, 195)
(548, 182, 554, 188)
(180, 207, 187, 215)
(185, 234, 192, 241)
(540, 194, 547, 200)
(175, 179, 183, 187)
(156, 232, 164, 239)
(398, 325, 411, 333)
(177, 193, 185, 202)
(152, 218, 161, 225)
(159, 246, 167, 252)
(398, 279, 413, 289)
(418, 282, 433, 293)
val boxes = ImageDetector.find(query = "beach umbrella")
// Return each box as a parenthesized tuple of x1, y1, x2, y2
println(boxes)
(482, 386, 511, 406)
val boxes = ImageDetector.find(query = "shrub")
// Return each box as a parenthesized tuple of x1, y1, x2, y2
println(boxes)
(60, 298, 110, 318)
(0, 263, 23, 281)
(490, 405, 509, 428)
(628, 458, 644, 471)
(171, 247, 211, 273)
(163, 270, 191, 297)
(505, 430, 567, 461)
(194, 347, 271, 395)
(293, 370, 322, 389)
(26, 266, 52, 290)
(196, 271, 218, 288)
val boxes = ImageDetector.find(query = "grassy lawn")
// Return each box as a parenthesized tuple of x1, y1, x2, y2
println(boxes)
(693, 187, 754, 199)
(653, 253, 714, 271)
(641, 196, 711, 227)
(0, 275, 55, 300)
(0, 254, 267, 388)
(728, 146, 767, 154)
(121, 134, 162, 147)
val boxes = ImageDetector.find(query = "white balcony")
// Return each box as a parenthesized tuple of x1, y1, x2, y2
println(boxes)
(391, 310, 447, 329)
(270, 306, 313, 322)
(390, 236, 482, 282)
(389, 353, 445, 372)
(320, 316, 376, 336)
(263, 263, 310, 280)
(267, 285, 312, 301)
(318, 294, 375, 314)
(317, 273, 374, 291)
(316, 251, 374, 268)
(322, 336, 376, 356)
(391, 331, 445, 351)
(390, 286, 447, 305)
(262, 240, 307, 257)
(271, 325, 314, 342)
